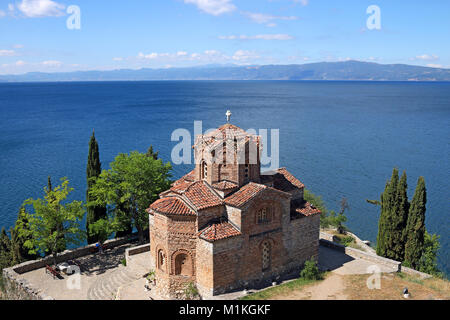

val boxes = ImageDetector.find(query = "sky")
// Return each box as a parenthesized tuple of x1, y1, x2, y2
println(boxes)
(0, 0, 449, 74)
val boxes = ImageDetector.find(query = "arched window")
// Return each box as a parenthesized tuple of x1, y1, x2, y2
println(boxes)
(262, 241, 271, 271)
(201, 161, 208, 180)
(158, 250, 165, 271)
(174, 253, 192, 276)
(257, 207, 271, 224)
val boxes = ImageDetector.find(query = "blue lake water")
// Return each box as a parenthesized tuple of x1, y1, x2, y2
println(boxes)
(0, 81, 449, 275)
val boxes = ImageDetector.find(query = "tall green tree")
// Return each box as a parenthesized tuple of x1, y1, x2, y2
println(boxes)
(86, 131, 107, 244)
(146, 145, 159, 160)
(20, 178, 86, 266)
(388, 171, 409, 261)
(47, 176, 66, 252)
(376, 168, 399, 258)
(404, 177, 427, 269)
(13, 206, 38, 261)
(88, 151, 172, 244)
(418, 232, 442, 277)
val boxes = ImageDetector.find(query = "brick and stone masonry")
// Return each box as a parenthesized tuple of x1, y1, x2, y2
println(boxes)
(147, 123, 321, 299)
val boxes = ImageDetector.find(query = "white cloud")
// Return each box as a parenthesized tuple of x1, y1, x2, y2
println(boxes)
(0, 10, 6, 17)
(42, 60, 62, 67)
(0, 49, 15, 56)
(183, 0, 236, 16)
(113, 57, 124, 61)
(293, 0, 309, 6)
(13, 44, 24, 49)
(232, 50, 259, 62)
(426, 64, 442, 68)
(219, 34, 294, 40)
(176, 51, 188, 56)
(17, 0, 66, 18)
(410, 54, 439, 61)
(242, 12, 298, 25)
(15, 60, 26, 66)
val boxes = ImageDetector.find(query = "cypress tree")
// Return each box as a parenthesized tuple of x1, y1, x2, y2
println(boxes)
(404, 177, 427, 269)
(388, 171, 409, 261)
(376, 168, 399, 257)
(86, 130, 107, 244)
(146, 145, 159, 160)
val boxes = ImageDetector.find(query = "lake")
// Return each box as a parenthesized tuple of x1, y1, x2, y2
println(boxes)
(0, 81, 448, 275)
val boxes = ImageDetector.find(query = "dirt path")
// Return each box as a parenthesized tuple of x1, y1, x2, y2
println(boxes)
(274, 274, 348, 300)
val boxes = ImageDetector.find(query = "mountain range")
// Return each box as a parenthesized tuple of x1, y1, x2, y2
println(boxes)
(1, 60, 449, 82)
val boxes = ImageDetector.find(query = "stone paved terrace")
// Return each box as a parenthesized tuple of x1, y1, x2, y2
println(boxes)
(14, 242, 398, 300)
(18, 243, 151, 300)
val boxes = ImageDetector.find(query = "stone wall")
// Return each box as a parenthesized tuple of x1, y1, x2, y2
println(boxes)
(2, 234, 137, 300)
(198, 193, 320, 298)
(399, 266, 432, 279)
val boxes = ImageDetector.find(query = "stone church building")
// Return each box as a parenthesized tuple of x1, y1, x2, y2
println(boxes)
(147, 123, 321, 299)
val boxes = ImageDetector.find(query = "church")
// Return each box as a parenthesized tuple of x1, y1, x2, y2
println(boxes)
(146, 117, 321, 299)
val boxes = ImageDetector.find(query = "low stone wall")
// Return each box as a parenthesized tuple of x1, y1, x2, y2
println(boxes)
(125, 243, 150, 266)
(2, 234, 137, 300)
(319, 239, 401, 272)
(400, 266, 432, 279)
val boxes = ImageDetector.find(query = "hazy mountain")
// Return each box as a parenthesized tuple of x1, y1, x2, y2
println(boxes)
(1, 61, 449, 82)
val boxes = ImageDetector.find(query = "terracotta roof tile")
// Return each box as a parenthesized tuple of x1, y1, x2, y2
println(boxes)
(261, 168, 305, 192)
(224, 182, 267, 208)
(184, 181, 223, 210)
(198, 221, 241, 242)
(291, 200, 321, 218)
(147, 197, 195, 216)
(212, 180, 239, 191)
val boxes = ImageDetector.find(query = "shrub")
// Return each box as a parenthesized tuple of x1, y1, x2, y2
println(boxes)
(121, 258, 126, 266)
(184, 282, 200, 300)
(300, 259, 323, 280)
(146, 270, 155, 282)
(339, 235, 355, 247)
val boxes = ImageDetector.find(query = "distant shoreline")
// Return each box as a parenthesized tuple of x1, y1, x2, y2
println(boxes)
(1, 60, 450, 82)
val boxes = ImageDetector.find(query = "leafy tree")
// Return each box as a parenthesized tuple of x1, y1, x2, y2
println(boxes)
(47, 176, 66, 252)
(86, 131, 107, 244)
(304, 189, 329, 227)
(404, 177, 426, 269)
(13, 207, 38, 261)
(304, 190, 348, 232)
(89, 151, 172, 244)
(418, 232, 442, 277)
(20, 178, 86, 266)
(0, 228, 11, 270)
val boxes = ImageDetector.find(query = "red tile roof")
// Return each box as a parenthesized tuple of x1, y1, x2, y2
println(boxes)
(170, 179, 194, 193)
(184, 181, 223, 210)
(198, 221, 241, 242)
(212, 180, 238, 191)
(261, 168, 305, 193)
(224, 182, 267, 208)
(147, 197, 195, 216)
(291, 201, 321, 218)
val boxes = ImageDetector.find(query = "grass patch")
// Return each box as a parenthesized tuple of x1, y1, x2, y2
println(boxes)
(239, 277, 322, 300)
(343, 273, 449, 300)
